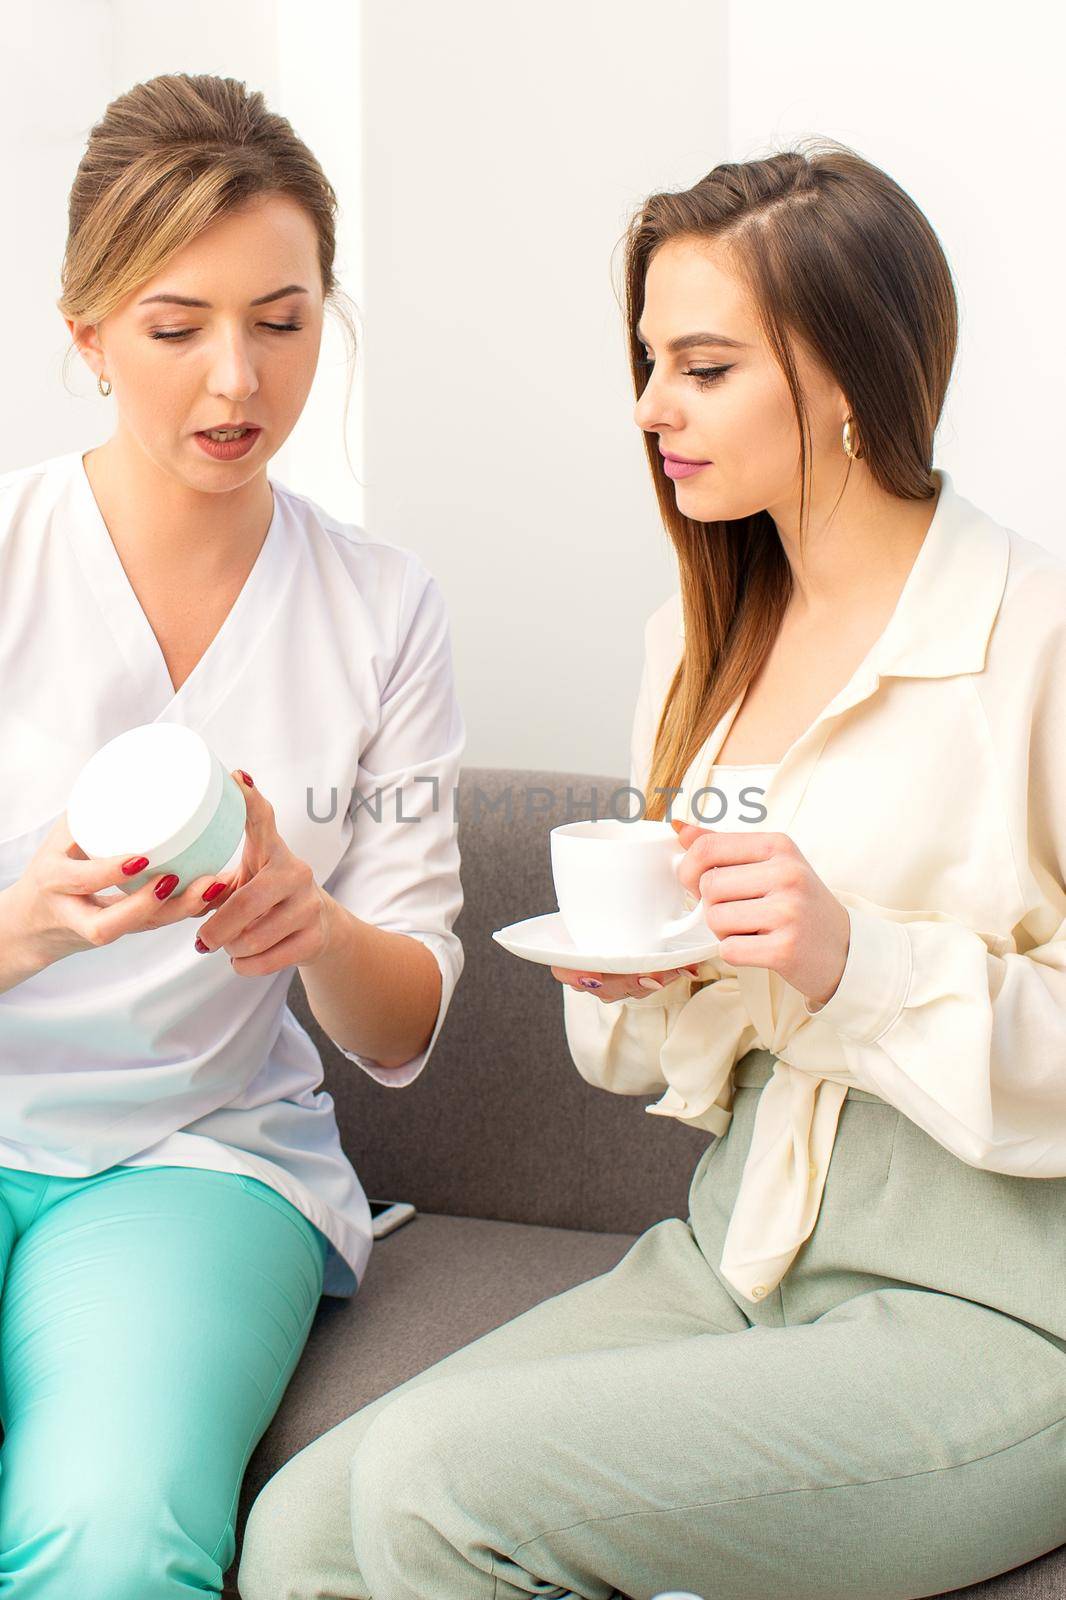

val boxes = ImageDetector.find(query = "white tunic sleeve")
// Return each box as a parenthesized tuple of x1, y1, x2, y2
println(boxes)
(319, 561, 465, 1087)
(795, 617, 1066, 1175)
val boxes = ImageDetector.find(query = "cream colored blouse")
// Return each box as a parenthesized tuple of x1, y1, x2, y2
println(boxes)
(562, 467, 1066, 1304)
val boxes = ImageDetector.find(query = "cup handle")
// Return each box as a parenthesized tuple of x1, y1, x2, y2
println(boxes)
(659, 848, 707, 942)
(658, 901, 708, 942)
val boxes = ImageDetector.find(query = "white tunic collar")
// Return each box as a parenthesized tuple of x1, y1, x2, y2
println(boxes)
(61, 450, 299, 728)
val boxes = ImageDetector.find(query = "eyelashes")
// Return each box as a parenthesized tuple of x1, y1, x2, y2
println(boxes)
(636, 357, 733, 389)
(149, 323, 304, 342)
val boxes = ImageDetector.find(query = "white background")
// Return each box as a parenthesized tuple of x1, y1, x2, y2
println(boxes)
(3, 0, 1062, 774)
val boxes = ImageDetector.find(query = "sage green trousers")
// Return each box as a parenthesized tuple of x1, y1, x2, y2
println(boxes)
(238, 1047, 1066, 1600)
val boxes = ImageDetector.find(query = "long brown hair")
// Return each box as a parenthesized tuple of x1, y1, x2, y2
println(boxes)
(622, 138, 957, 818)
(57, 72, 359, 458)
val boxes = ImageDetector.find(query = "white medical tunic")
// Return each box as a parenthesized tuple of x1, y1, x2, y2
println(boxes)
(0, 448, 465, 1297)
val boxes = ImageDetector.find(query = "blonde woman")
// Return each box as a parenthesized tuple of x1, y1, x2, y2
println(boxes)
(241, 145, 1066, 1600)
(0, 74, 463, 1596)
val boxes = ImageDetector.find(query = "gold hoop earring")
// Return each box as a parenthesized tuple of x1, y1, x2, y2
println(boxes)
(97, 374, 112, 398)
(842, 415, 861, 460)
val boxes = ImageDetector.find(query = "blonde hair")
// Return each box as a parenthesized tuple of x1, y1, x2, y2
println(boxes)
(58, 72, 359, 457)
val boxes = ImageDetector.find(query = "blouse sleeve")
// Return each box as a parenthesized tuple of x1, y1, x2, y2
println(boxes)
(319, 562, 465, 1087)
(795, 627, 1066, 1175)
(560, 605, 746, 1117)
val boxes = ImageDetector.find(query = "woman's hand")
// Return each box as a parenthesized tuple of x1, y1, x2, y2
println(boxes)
(550, 963, 704, 1002)
(9, 813, 239, 970)
(672, 820, 850, 1010)
(193, 770, 332, 976)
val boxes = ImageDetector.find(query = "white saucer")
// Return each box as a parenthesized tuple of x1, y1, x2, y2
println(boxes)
(491, 909, 721, 975)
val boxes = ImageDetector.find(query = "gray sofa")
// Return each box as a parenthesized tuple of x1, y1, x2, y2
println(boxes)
(222, 767, 1066, 1599)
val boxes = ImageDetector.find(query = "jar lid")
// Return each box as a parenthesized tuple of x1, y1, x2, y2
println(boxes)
(67, 722, 224, 862)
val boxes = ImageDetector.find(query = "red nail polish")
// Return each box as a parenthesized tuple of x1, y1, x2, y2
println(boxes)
(194, 937, 209, 953)
(122, 856, 149, 875)
(201, 882, 226, 902)
(154, 874, 179, 900)
(239, 770, 254, 788)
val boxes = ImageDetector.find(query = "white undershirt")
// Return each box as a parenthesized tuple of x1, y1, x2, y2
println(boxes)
(698, 760, 778, 828)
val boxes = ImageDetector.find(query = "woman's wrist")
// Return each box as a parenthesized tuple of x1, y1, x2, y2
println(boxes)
(0, 880, 54, 994)
(299, 894, 441, 1070)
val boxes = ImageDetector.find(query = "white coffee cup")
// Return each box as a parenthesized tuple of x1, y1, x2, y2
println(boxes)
(549, 818, 711, 956)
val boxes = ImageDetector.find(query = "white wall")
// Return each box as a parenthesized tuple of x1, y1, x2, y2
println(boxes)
(1, 0, 117, 469)
(4, 3, 1062, 778)
(727, 0, 1065, 555)
(361, 0, 726, 774)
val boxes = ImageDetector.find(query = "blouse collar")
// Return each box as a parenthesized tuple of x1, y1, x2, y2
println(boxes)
(673, 468, 1011, 685)
(865, 468, 1010, 682)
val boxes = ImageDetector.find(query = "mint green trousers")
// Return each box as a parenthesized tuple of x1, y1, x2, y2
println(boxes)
(0, 1162, 326, 1598)
(238, 1048, 1066, 1600)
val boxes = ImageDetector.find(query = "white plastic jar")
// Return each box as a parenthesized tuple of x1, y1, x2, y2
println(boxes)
(66, 722, 247, 895)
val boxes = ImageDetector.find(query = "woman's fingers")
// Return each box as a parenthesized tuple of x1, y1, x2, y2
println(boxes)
(68, 872, 235, 946)
(549, 963, 703, 1002)
(44, 818, 150, 897)
(632, 964, 703, 993)
(149, 874, 236, 923)
(47, 814, 238, 910)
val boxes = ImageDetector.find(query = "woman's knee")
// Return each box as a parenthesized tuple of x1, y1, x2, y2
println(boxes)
(349, 1377, 509, 1584)
(239, 1430, 369, 1600)
(240, 1476, 328, 1600)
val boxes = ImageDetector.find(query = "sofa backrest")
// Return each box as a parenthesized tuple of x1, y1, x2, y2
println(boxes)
(287, 767, 713, 1234)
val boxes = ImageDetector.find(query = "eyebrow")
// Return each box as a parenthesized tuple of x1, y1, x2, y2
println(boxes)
(634, 324, 747, 352)
(138, 284, 310, 308)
